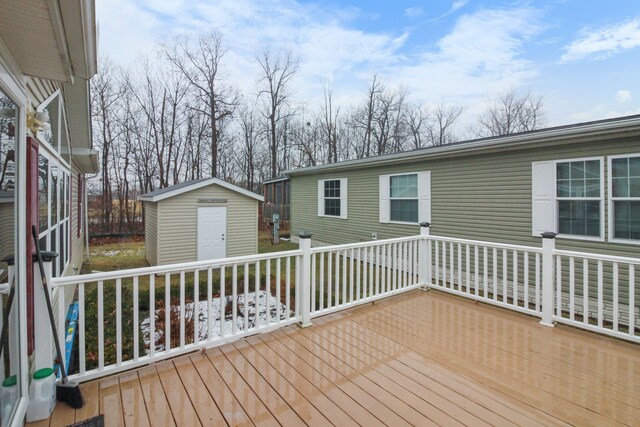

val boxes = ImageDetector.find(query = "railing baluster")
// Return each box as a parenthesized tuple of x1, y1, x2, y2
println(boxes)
(556, 257, 562, 318)
(179, 271, 185, 348)
(483, 247, 488, 298)
(524, 254, 529, 310)
(569, 257, 575, 321)
(371, 245, 376, 293)
(457, 243, 462, 292)
(265, 260, 270, 326)
(629, 265, 635, 337)
(493, 248, 498, 301)
(613, 262, 619, 332)
(98, 280, 104, 370)
(449, 242, 454, 290)
(149, 275, 155, 357)
(254, 261, 260, 327)
(232, 264, 238, 335)
(207, 268, 213, 341)
(220, 266, 226, 338)
(79, 283, 85, 375)
(285, 254, 296, 320)
(356, 248, 362, 299)
(474, 246, 479, 296)
(466, 244, 471, 292)
(435, 241, 440, 287)
(583, 260, 589, 325)
(194, 270, 199, 345)
(342, 250, 347, 304)
(165, 273, 171, 352)
(320, 253, 325, 310)
(328, 251, 333, 307)
(133, 276, 139, 361)
(513, 251, 518, 307)
(363, 246, 368, 296)
(115, 278, 122, 365)
(442, 241, 447, 288)
(336, 251, 340, 306)
(350, 249, 355, 302)
(295, 254, 300, 318)
(375, 245, 380, 293)
(409, 241, 414, 287)
(502, 249, 508, 303)
(276, 258, 281, 323)
(311, 254, 316, 312)
(535, 253, 540, 312)
(597, 260, 603, 328)
(244, 262, 250, 328)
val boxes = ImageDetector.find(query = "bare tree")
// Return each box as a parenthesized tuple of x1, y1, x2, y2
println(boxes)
(428, 103, 463, 146)
(162, 32, 239, 177)
(476, 89, 544, 137)
(256, 48, 300, 178)
(321, 81, 340, 163)
(404, 104, 430, 149)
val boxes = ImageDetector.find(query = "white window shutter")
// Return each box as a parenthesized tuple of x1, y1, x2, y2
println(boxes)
(531, 161, 556, 236)
(418, 171, 431, 223)
(340, 178, 348, 219)
(317, 180, 324, 217)
(379, 175, 390, 223)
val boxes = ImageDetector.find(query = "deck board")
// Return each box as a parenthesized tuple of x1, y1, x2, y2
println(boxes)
(27, 290, 640, 426)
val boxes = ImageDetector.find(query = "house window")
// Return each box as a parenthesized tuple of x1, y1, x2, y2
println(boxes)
(610, 154, 640, 242)
(390, 174, 419, 223)
(379, 171, 430, 224)
(318, 178, 347, 218)
(556, 159, 602, 238)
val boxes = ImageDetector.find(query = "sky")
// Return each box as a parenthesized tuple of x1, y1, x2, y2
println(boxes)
(96, 0, 640, 131)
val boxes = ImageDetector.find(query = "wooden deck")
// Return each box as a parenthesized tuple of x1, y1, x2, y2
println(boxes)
(29, 290, 640, 426)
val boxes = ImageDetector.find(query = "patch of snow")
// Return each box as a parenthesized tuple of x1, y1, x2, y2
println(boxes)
(140, 291, 290, 352)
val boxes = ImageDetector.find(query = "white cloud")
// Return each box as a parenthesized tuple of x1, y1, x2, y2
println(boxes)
(615, 89, 631, 103)
(562, 17, 640, 62)
(97, 1, 544, 129)
(569, 104, 640, 122)
(404, 7, 424, 19)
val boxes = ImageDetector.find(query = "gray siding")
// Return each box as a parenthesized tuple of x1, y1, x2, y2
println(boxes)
(144, 202, 158, 265)
(155, 185, 258, 265)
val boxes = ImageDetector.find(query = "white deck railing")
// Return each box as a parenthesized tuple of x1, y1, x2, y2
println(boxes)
(48, 226, 639, 382)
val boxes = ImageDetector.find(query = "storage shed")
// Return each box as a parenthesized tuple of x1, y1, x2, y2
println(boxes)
(140, 178, 264, 265)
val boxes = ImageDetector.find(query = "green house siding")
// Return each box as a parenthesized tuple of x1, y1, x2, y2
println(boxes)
(291, 136, 639, 257)
(292, 137, 640, 308)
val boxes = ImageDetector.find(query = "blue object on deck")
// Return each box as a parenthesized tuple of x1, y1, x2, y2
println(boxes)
(55, 301, 78, 377)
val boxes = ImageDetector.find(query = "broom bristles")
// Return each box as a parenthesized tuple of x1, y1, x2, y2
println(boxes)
(57, 381, 84, 409)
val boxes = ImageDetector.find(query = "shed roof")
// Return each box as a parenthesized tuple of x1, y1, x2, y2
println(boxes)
(262, 176, 289, 184)
(140, 178, 264, 203)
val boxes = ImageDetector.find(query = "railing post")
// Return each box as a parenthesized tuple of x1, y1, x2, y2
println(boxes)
(540, 232, 556, 327)
(419, 222, 431, 290)
(33, 251, 59, 370)
(298, 231, 313, 327)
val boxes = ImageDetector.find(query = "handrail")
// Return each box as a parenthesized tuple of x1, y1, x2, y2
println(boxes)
(553, 249, 640, 265)
(51, 249, 303, 286)
(430, 234, 542, 253)
(310, 235, 421, 253)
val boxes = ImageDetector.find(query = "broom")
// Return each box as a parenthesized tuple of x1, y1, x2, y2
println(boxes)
(32, 225, 84, 409)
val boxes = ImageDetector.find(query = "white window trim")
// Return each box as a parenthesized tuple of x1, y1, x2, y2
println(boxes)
(608, 153, 640, 245)
(381, 171, 433, 226)
(36, 91, 72, 170)
(318, 178, 347, 219)
(554, 156, 605, 242)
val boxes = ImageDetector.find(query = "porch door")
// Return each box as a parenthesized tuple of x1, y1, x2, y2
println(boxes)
(197, 206, 227, 261)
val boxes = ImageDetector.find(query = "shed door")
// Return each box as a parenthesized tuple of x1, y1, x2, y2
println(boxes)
(197, 206, 227, 261)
